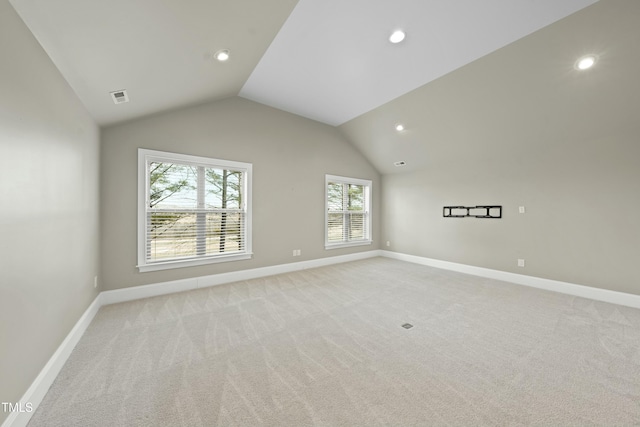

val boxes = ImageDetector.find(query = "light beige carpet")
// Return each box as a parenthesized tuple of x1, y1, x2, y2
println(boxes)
(28, 257, 640, 426)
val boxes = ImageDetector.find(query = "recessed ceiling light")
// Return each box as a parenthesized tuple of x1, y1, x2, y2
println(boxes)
(395, 124, 405, 131)
(575, 54, 597, 70)
(389, 30, 405, 44)
(214, 49, 230, 62)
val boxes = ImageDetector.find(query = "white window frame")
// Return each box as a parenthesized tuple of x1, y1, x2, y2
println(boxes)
(137, 148, 252, 272)
(325, 174, 372, 249)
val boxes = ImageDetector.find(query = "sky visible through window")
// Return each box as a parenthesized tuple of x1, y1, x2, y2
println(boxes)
(149, 162, 241, 209)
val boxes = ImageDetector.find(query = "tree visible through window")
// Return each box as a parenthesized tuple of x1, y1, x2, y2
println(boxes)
(138, 149, 252, 271)
(326, 175, 371, 248)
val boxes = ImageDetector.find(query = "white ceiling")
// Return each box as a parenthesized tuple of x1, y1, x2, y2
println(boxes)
(240, 0, 598, 126)
(9, 0, 597, 127)
(9, 0, 298, 126)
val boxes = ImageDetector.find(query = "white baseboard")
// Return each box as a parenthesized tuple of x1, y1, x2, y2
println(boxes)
(380, 250, 640, 309)
(101, 250, 382, 305)
(100, 276, 200, 306)
(2, 294, 103, 427)
(11, 248, 636, 427)
(4, 250, 381, 427)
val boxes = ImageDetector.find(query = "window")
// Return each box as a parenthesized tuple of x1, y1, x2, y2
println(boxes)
(138, 149, 252, 272)
(325, 174, 372, 249)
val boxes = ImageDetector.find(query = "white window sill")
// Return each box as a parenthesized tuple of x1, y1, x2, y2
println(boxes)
(138, 253, 253, 272)
(325, 241, 372, 250)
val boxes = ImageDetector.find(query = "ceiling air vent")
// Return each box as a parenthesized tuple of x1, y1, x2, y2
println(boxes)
(394, 161, 407, 167)
(109, 89, 129, 104)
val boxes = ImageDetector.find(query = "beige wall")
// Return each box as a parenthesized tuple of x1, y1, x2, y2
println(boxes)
(341, 0, 640, 298)
(100, 97, 380, 291)
(0, 1, 100, 423)
(381, 124, 640, 295)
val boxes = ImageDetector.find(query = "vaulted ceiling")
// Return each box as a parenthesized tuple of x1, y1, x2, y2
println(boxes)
(9, 0, 639, 174)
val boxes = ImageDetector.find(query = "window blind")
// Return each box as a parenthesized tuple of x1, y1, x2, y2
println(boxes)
(138, 149, 252, 271)
(326, 176, 371, 246)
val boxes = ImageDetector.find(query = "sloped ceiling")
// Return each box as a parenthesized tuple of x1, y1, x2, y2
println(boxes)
(10, 0, 595, 127)
(340, 0, 640, 173)
(9, 0, 299, 126)
(9, 0, 637, 175)
(240, 0, 597, 126)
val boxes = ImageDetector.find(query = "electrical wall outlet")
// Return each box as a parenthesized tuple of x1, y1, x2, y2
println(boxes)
(293, 249, 301, 257)
(519, 206, 526, 214)
(386, 241, 390, 247)
(517, 259, 525, 267)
